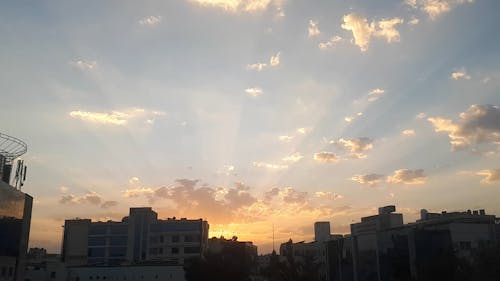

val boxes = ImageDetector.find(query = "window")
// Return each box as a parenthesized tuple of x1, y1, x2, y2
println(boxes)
(8, 267, 13, 277)
(88, 248, 106, 257)
(184, 246, 200, 254)
(110, 236, 128, 246)
(172, 235, 179, 243)
(50, 271, 56, 279)
(89, 237, 106, 246)
(172, 247, 179, 254)
(109, 247, 127, 257)
(89, 225, 107, 235)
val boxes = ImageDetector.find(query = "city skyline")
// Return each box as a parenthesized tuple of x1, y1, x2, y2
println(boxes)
(1, 0, 500, 254)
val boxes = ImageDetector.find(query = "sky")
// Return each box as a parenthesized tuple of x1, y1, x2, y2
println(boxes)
(1, 0, 499, 254)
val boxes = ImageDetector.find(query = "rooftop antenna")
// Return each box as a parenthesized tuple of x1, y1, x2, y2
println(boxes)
(272, 223, 275, 252)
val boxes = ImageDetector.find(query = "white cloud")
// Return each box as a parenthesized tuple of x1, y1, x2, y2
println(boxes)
(406, 0, 475, 20)
(245, 87, 263, 97)
(416, 112, 427, 119)
(402, 129, 416, 136)
(331, 137, 374, 159)
(296, 127, 307, 134)
(344, 112, 363, 123)
(408, 17, 420, 25)
(247, 63, 267, 71)
(129, 177, 140, 184)
(318, 36, 343, 50)
(476, 169, 500, 184)
(451, 68, 471, 80)
(341, 13, 403, 52)
(270, 52, 280, 66)
(247, 51, 280, 71)
(313, 151, 339, 163)
(69, 108, 165, 126)
(315, 191, 343, 200)
(138, 16, 162, 26)
(282, 152, 304, 163)
(122, 187, 155, 198)
(190, 0, 280, 13)
(351, 174, 385, 186)
(71, 60, 97, 70)
(279, 135, 294, 142)
(387, 169, 427, 185)
(59, 186, 69, 193)
(308, 20, 320, 37)
(428, 104, 500, 151)
(253, 162, 288, 170)
(368, 88, 385, 101)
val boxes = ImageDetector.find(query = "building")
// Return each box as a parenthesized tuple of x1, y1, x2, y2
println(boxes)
(315, 222, 331, 242)
(62, 207, 209, 267)
(66, 265, 185, 281)
(207, 237, 258, 267)
(23, 248, 66, 281)
(0, 133, 32, 281)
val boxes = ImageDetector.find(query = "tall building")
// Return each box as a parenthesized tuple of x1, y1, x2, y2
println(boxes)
(62, 207, 209, 267)
(315, 221, 331, 242)
(0, 133, 32, 281)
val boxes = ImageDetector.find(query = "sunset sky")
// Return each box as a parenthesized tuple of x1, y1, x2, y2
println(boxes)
(1, 0, 499, 254)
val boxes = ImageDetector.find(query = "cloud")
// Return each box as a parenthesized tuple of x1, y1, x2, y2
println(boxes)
(402, 129, 416, 136)
(344, 112, 363, 123)
(428, 104, 500, 151)
(451, 68, 471, 80)
(59, 186, 69, 193)
(122, 187, 155, 198)
(296, 127, 307, 134)
(351, 174, 385, 186)
(279, 187, 308, 204)
(331, 137, 374, 159)
(247, 63, 267, 71)
(314, 191, 343, 200)
(368, 88, 385, 101)
(341, 13, 403, 52)
(247, 52, 280, 71)
(476, 169, 500, 184)
(101, 201, 118, 209)
(71, 60, 96, 70)
(129, 177, 140, 184)
(313, 152, 339, 163)
(387, 169, 427, 185)
(270, 52, 280, 66)
(282, 152, 304, 163)
(138, 16, 162, 26)
(279, 135, 294, 142)
(308, 20, 320, 37)
(123, 179, 259, 224)
(416, 112, 427, 119)
(245, 87, 263, 97)
(253, 162, 288, 170)
(190, 0, 280, 13)
(59, 191, 117, 209)
(408, 17, 420, 25)
(69, 108, 166, 126)
(406, 0, 475, 20)
(318, 36, 343, 50)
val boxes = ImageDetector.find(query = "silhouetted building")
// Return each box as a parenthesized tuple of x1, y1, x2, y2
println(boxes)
(315, 222, 331, 242)
(66, 265, 185, 281)
(23, 248, 66, 281)
(62, 207, 209, 267)
(207, 237, 258, 267)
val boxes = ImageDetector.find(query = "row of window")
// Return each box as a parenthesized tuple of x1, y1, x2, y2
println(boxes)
(0, 266, 13, 277)
(88, 236, 128, 247)
(148, 246, 200, 256)
(149, 234, 200, 244)
(89, 225, 128, 236)
(88, 247, 127, 258)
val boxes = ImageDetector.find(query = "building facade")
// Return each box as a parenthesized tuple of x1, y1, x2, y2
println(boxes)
(62, 207, 209, 267)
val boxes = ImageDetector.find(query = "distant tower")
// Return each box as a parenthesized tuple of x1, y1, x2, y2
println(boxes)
(314, 221, 331, 242)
